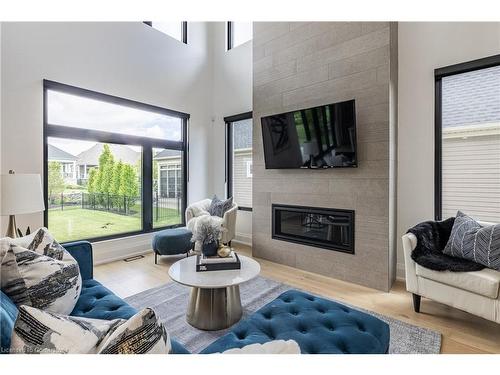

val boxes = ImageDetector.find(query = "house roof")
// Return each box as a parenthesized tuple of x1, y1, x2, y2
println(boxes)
(48, 144, 77, 161)
(233, 118, 253, 150)
(442, 65, 500, 128)
(77, 143, 140, 166)
(154, 149, 181, 159)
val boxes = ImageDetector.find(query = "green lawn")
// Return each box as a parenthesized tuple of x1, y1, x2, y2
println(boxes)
(48, 206, 182, 242)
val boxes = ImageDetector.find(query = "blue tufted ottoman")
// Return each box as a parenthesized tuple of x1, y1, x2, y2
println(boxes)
(201, 290, 390, 354)
(71, 279, 137, 320)
(152, 227, 193, 264)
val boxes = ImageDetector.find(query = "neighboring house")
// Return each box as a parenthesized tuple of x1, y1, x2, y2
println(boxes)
(154, 149, 182, 198)
(151, 127, 253, 204)
(441, 65, 500, 222)
(76, 143, 140, 185)
(47, 144, 78, 185)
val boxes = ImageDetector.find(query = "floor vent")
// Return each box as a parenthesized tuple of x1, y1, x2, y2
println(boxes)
(124, 255, 145, 262)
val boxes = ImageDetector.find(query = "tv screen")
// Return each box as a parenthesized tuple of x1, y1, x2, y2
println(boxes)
(261, 99, 357, 169)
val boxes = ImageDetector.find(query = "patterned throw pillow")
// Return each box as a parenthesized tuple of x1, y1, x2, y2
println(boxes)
(222, 340, 301, 354)
(10, 306, 171, 354)
(443, 211, 500, 271)
(0, 228, 82, 314)
(208, 195, 233, 218)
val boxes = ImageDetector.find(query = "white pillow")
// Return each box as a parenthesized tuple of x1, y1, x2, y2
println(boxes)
(10, 305, 171, 354)
(222, 340, 301, 354)
(0, 228, 82, 314)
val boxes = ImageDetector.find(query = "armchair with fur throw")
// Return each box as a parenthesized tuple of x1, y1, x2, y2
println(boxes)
(185, 198, 238, 251)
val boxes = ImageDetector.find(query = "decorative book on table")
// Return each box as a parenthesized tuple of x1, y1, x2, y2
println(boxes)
(196, 251, 241, 272)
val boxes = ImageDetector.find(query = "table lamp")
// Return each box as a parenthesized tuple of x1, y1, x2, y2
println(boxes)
(1, 170, 45, 238)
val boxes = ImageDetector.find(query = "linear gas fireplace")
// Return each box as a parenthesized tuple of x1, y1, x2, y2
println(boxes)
(272, 204, 355, 254)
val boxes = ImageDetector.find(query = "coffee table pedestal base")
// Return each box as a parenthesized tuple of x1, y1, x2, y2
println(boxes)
(187, 285, 242, 331)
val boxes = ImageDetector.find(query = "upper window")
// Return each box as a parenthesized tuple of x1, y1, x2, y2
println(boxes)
(227, 22, 252, 50)
(435, 55, 500, 222)
(44, 81, 188, 243)
(225, 112, 253, 210)
(144, 21, 187, 44)
(47, 90, 182, 141)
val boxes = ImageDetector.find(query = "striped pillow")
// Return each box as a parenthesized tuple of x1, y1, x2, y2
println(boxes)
(443, 211, 500, 271)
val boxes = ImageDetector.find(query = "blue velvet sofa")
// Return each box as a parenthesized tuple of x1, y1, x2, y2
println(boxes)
(1, 241, 390, 354)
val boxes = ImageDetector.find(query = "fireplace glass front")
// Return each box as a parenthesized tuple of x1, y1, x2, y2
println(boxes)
(272, 204, 354, 254)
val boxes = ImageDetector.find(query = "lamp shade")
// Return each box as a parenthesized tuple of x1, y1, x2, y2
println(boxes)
(1, 173, 45, 215)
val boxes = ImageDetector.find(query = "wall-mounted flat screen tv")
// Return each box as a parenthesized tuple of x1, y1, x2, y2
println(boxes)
(261, 99, 357, 169)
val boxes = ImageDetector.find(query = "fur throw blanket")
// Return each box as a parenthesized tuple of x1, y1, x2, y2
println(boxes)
(407, 218, 485, 272)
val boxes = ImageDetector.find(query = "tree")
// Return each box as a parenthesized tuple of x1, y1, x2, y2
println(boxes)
(95, 144, 114, 193)
(118, 164, 138, 214)
(101, 159, 115, 194)
(110, 160, 124, 195)
(48, 161, 65, 201)
(119, 164, 138, 198)
(87, 168, 98, 193)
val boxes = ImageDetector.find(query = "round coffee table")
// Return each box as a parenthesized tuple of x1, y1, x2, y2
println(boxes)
(168, 254, 260, 331)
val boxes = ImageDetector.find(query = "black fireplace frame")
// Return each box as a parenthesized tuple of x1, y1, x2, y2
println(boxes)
(272, 204, 355, 254)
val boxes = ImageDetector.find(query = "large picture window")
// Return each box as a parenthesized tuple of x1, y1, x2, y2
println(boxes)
(225, 112, 252, 211)
(435, 55, 500, 222)
(44, 80, 188, 242)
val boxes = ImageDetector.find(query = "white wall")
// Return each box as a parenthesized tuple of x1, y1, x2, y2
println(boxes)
(210, 22, 253, 245)
(0, 24, 2, 219)
(0, 22, 214, 261)
(397, 22, 500, 278)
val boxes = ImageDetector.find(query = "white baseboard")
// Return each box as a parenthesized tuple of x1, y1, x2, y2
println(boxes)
(396, 262, 406, 281)
(233, 232, 252, 247)
(92, 232, 155, 265)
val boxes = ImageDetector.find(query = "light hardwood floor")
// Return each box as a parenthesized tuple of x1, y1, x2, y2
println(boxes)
(94, 244, 500, 354)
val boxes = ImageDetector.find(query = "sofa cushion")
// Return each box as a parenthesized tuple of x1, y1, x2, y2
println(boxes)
(416, 264, 500, 299)
(10, 305, 171, 354)
(201, 290, 390, 354)
(0, 232, 82, 315)
(0, 291, 18, 354)
(71, 279, 137, 320)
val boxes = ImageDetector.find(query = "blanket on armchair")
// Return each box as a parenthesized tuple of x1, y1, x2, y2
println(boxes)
(407, 218, 484, 272)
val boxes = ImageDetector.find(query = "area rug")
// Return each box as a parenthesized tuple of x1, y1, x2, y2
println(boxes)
(125, 276, 441, 354)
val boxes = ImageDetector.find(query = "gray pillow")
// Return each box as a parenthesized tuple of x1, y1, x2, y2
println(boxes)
(443, 211, 500, 271)
(208, 195, 233, 218)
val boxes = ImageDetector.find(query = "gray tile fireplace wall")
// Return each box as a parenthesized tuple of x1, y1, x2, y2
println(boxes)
(252, 22, 398, 291)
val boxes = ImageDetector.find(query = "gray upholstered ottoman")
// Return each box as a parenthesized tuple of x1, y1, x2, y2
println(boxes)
(152, 227, 193, 264)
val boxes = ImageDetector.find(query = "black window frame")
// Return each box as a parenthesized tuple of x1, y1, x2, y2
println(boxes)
(43, 79, 189, 243)
(227, 21, 233, 50)
(225, 111, 253, 212)
(144, 21, 188, 44)
(434, 53, 500, 221)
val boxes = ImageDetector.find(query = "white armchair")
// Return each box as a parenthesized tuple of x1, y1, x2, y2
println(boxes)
(185, 198, 238, 249)
(402, 221, 500, 323)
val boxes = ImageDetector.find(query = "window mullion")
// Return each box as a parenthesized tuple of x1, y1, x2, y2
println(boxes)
(143, 146, 153, 232)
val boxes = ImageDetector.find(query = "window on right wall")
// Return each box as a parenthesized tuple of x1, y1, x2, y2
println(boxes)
(144, 21, 187, 44)
(227, 21, 253, 50)
(435, 55, 500, 222)
(225, 112, 253, 211)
